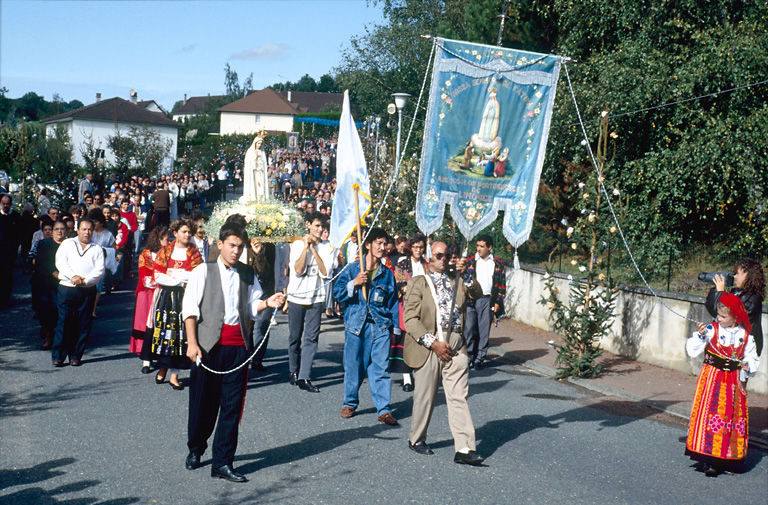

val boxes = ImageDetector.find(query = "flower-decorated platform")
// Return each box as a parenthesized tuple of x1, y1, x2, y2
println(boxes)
(204, 199, 305, 243)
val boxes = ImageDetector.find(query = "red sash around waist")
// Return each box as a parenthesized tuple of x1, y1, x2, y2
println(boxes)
(220, 323, 245, 346)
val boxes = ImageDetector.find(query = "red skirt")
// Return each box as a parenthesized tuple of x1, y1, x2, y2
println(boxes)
(130, 289, 155, 354)
(686, 363, 748, 461)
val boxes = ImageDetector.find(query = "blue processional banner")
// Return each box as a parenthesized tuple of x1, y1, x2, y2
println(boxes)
(416, 38, 562, 246)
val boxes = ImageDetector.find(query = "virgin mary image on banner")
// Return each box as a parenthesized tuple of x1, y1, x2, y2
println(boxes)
(416, 38, 562, 247)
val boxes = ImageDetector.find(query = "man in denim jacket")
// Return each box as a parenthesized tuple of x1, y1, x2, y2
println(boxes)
(333, 227, 399, 425)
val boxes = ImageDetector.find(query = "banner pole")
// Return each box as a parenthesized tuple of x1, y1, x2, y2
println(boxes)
(353, 184, 367, 300)
(444, 234, 465, 344)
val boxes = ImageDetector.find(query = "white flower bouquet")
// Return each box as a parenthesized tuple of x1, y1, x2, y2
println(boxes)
(204, 199, 305, 243)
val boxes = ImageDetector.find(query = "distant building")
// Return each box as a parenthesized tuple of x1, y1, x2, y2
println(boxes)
(277, 90, 343, 114)
(137, 100, 166, 115)
(172, 93, 226, 122)
(218, 88, 298, 135)
(41, 95, 181, 168)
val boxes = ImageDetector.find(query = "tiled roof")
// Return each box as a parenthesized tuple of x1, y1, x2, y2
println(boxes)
(218, 88, 298, 115)
(42, 97, 181, 128)
(173, 95, 226, 115)
(279, 91, 343, 113)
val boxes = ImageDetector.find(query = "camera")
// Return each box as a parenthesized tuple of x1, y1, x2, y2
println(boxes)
(698, 271, 734, 287)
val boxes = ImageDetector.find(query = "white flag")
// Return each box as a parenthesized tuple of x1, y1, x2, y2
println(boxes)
(329, 90, 371, 249)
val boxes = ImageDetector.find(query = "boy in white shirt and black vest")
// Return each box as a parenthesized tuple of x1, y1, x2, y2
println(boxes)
(182, 225, 285, 482)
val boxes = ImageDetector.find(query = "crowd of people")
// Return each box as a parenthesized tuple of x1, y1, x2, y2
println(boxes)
(0, 132, 764, 483)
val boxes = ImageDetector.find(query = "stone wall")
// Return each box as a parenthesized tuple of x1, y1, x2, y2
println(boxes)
(504, 265, 768, 395)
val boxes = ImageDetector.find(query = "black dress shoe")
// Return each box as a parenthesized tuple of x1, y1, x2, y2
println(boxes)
(185, 452, 201, 470)
(402, 383, 414, 392)
(52, 360, 65, 368)
(141, 365, 152, 374)
(69, 359, 82, 367)
(468, 361, 475, 370)
(454, 450, 484, 466)
(474, 360, 484, 370)
(155, 372, 166, 384)
(408, 441, 434, 455)
(296, 379, 320, 393)
(289, 372, 298, 385)
(170, 382, 184, 391)
(211, 464, 247, 482)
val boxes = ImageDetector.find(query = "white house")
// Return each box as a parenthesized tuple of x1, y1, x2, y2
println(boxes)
(218, 88, 298, 135)
(42, 97, 181, 168)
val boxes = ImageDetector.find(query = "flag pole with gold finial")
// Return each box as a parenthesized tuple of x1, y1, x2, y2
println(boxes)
(352, 183, 367, 300)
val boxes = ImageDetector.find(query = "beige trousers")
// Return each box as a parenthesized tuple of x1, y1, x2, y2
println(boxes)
(409, 340, 476, 452)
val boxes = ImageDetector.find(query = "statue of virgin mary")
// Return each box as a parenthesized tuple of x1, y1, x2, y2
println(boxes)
(242, 133, 269, 202)
(471, 85, 503, 153)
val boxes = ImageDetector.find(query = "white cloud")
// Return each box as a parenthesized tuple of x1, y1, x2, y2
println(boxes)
(230, 43, 290, 60)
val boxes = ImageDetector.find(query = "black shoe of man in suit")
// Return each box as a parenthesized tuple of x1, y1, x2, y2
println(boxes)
(211, 464, 247, 482)
(185, 452, 201, 470)
(296, 379, 320, 393)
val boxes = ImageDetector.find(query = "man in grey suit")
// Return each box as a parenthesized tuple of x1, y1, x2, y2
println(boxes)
(78, 173, 94, 203)
(402, 240, 485, 465)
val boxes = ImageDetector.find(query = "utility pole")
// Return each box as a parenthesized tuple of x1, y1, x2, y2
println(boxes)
(496, 0, 510, 46)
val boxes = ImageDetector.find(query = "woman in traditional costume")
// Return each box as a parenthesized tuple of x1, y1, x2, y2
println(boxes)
(686, 292, 759, 476)
(390, 233, 428, 392)
(132, 226, 169, 372)
(150, 219, 202, 390)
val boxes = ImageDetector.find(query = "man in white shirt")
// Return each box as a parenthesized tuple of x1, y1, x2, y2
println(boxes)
(286, 212, 333, 392)
(464, 234, 506, 369)
(51, 218, 105, 367)
(216, 162, 229, 201)
(182, 225, 285, 482)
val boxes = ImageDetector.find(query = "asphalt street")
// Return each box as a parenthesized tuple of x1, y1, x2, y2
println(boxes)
(1, 275, 766, 505)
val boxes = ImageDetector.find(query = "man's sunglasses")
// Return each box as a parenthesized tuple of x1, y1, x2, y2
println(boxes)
(433, 252, 447, 260)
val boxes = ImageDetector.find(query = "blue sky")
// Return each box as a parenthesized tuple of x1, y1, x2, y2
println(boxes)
(1, 0, 384, 110)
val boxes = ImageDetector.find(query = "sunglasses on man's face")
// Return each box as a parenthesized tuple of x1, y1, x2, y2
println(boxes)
(433, 252, 447, 260)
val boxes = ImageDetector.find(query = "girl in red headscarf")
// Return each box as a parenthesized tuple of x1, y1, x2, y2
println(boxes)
(685, 293, 760, 476)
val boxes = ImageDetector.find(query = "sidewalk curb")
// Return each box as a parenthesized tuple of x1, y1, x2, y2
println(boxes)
(487, 346, 768, 452)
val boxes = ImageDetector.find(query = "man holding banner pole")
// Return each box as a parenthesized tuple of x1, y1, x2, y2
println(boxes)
(333, 227, 399, 425)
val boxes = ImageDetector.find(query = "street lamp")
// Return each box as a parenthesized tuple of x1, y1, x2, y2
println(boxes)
(391, 93, 410, 180)
(373, 116, 381, 174)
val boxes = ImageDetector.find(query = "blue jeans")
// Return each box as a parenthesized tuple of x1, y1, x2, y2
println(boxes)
(343, 321, 392, 415)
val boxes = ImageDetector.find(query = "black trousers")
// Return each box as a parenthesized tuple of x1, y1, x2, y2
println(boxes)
(154, 209, 170, 228)
(0, 246, 17, 305)
(187, 344, 249, 468)
(52, 285, 96, 362)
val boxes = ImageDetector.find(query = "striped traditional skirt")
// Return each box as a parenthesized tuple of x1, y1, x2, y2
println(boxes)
(151, 286, 186, 358)
(686, 362, 748, 462)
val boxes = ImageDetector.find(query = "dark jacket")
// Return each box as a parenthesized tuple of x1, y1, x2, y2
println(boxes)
(466, 254, 507, 316)
(706, 287, 764, 355)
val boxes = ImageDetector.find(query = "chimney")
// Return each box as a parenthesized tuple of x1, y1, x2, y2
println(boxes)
(287, 90, 292, 102)
(96, 93, 102, 103)
(183, 93, 187, 105)
(129, 89, 137, 103)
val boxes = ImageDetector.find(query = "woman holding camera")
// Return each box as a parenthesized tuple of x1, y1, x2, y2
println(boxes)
(706, 258, 765, 355)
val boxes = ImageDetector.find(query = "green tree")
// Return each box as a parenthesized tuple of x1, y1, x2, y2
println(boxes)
(317, 74, 338, 93)
(224, 63, 253, 100)
(294, 74, 318, 92)
(107, 130, 135, 175)
(127, 126, 173, 177)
